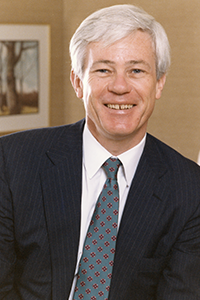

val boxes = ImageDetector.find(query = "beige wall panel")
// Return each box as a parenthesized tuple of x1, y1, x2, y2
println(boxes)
(63, 0, 200, 162)
(0, 0, 65, 127)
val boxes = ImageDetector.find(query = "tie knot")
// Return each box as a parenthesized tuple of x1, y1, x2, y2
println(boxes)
(102, 157, 121, 180)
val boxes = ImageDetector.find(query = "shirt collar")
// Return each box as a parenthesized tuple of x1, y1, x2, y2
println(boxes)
(117, 137, 146, 186)
(83, 125, 111, 179)
(83, 124, 146, 184)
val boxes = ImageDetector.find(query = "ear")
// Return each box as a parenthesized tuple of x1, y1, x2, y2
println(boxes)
(70, 70, 83, 99)
(155, 74, 166, 100)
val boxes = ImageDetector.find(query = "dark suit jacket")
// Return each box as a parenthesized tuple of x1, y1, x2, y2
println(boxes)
(0, 119, 200, 300)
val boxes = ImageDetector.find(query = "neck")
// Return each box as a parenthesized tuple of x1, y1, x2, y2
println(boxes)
(87, 123, 146, 156)
(99, 136, 145, 156)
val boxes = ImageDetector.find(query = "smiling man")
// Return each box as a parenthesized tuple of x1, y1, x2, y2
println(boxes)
(0, 4, 200, 300)
(71, 31, 166, 155)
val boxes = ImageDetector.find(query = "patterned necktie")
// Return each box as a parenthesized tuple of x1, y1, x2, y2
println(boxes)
(73, 157, 122, 300)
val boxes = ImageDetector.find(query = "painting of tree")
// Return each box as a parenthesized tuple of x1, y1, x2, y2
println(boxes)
(0, 40, 39, 116)
(0, 25, 49, 132)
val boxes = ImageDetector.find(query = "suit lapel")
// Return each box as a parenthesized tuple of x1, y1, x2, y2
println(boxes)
(40, 125, 170, 299)
(40, 120, 84, 299)
(110, 134, 170, 299)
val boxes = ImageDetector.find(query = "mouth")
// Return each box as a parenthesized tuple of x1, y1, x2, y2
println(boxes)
(105, 104, 135, 110)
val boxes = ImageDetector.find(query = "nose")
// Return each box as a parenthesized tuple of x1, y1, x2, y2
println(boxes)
(107, 73, 131, 95)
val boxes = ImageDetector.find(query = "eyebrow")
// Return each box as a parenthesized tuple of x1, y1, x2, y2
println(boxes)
(92, 59, 151, 68)
(92, 60, 115, 66)
(128, 60, 150, 67)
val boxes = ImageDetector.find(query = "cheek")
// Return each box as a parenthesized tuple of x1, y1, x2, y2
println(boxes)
(135, 84, 156, 116)
(141, 81, 157, 101)
(82, 85, 93, 110)
(84, 85, 104, 108)
(83, 89, 100, 119)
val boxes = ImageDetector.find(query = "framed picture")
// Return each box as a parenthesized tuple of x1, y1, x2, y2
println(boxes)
(0, 24, 50, 132)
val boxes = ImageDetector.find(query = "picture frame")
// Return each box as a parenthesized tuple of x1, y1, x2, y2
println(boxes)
(0, 24, 50, 132)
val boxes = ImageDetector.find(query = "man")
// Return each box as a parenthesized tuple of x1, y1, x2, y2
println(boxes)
(0, 4, 200, 300)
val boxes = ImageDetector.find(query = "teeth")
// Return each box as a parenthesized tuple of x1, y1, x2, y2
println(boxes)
(107, 104, 120, 110)
(107, 104, 134, 110)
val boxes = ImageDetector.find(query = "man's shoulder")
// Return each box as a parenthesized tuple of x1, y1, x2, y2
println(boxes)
(146, 133, 200, 179)
(0, 119, 84, 148)
(0, 119, 85, 162)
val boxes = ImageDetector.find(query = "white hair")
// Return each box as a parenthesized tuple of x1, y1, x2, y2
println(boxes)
(69, 4, 170, 80)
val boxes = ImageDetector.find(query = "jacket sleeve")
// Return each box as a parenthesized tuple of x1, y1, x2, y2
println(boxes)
(0, 140, 18, 299)
(157, 201, 200, 299)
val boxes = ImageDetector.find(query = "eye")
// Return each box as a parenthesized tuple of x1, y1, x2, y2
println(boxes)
(97, 69, 109, 73)
(129, 68, 146, 78)
(132, 69, 143, 74)
(94, 68, 112, 77)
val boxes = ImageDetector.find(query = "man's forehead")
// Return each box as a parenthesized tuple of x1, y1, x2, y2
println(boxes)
(87, 32, 154, 55)
(84, 32, 155, 70)
(89, 30, 153, 47)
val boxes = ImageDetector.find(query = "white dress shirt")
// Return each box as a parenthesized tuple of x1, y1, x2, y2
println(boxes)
(69, 125, 146, 299)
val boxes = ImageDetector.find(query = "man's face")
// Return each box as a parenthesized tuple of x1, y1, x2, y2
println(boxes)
(71, 30, 166, 152)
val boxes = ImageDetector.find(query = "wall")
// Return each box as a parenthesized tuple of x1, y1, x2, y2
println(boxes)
(63, 0, 200, 162)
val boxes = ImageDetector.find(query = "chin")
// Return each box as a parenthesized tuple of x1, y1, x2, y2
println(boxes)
(106, 128, 136, 139)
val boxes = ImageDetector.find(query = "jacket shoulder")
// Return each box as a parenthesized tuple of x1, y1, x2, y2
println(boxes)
(0, 120, 85, 170)
(0, 119, 85, 152)
(146, 133, 200, 181)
